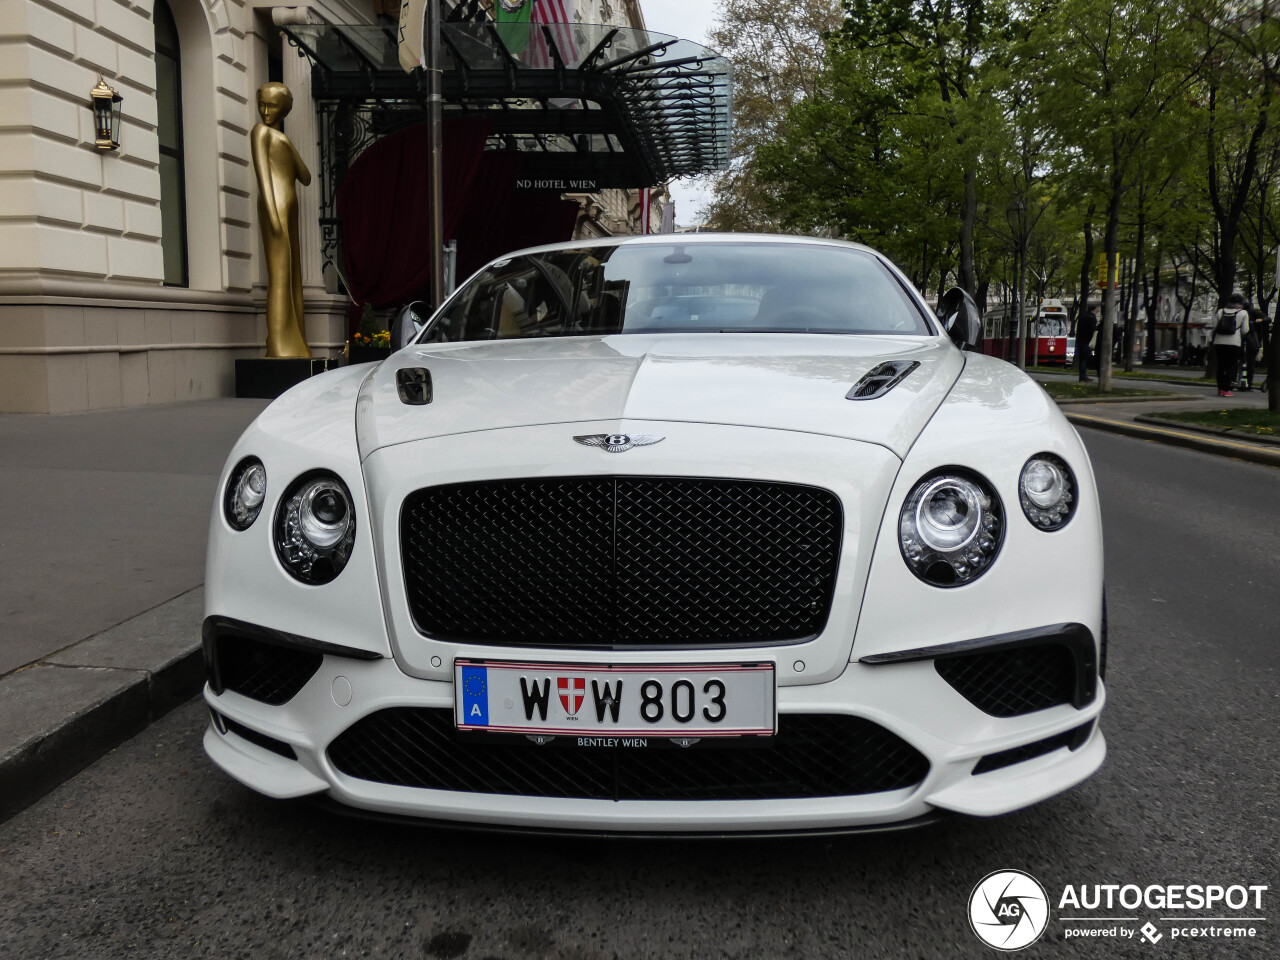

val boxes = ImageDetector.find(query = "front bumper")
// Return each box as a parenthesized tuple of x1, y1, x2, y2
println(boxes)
(202, 635, 1106, 833)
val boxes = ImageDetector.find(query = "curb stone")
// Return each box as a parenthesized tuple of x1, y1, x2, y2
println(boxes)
(1051, 394, 1196, 405)
(0, 589, 204, 822)
(1065, 412, 1280, 468)
(1135, 413, 1280, 447)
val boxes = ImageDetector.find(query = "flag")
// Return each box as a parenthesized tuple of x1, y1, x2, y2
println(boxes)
(639, 187, 652, 235)
(494, 0, 534, 55)
(528, 0, 578, 68)
(397, 0, 427, 72)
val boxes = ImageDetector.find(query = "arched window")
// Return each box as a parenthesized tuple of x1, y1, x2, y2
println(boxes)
(154, 0, 188, 286)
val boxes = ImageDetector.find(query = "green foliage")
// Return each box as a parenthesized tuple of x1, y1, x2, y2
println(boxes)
(357, 303, 380, 339)
(704, 0, 1280, 315)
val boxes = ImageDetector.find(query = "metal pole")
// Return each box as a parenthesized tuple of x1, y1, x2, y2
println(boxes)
(425, 0, 445, 310)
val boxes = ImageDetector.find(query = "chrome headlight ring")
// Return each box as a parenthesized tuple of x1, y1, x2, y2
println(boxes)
(274, 472, 356, 585)
(224, 457, 267, 531)
(1019, 453, 1077, 531)
(899, 468, 1004, 587)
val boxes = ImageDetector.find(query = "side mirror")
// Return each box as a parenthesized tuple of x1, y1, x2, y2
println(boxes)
(938, 287, 982, 351)
(391, 300, 428, 351)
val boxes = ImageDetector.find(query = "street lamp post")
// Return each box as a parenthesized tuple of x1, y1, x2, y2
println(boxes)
(425, 0, 444, 311)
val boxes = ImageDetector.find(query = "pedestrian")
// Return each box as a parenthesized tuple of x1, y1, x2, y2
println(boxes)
(1256, 310, 1272, 366)
(1241, 304, 1264, 390)
(1076, 305, 1097, 382)
(1210, 292, 1249, 397)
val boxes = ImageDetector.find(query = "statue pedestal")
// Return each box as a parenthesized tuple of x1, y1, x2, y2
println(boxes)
(235, 358, 334, 399)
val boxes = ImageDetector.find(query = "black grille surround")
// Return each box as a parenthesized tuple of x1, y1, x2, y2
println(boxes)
(327, 709, 929, 801)
(401, 477, 843, 648)
(936, 644, 1076, 717)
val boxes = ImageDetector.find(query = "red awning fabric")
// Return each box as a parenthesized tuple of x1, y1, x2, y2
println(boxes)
(336, 117, 582, 317)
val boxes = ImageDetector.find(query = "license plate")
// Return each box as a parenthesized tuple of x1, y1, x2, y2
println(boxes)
(454, 659, 775, 737)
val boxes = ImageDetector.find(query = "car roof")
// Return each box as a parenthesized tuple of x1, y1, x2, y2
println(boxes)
(504, 232, 883, 258)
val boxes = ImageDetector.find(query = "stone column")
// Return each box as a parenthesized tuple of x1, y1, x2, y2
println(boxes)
(272, 7, 324, 291)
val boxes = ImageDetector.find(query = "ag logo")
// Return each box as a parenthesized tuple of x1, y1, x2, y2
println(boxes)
(968, 870, 1049, 951)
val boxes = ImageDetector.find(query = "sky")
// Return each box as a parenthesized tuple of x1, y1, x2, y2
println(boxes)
(634, 0, 722, 226)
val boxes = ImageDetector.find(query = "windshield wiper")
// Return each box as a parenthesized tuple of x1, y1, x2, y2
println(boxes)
(716, 327, 853, 335)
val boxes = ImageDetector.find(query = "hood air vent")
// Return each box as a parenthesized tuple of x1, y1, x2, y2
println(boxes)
(846, 361, 920, 400)
(397, 368, 433, 405)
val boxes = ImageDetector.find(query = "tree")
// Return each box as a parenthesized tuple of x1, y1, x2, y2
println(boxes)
(835, 0, 1011, 295)
(700, 0, 842, 230)
(1038, 0, 1204, 389)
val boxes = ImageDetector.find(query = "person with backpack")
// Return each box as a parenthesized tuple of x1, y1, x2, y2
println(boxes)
(1210, 292, 1249, 397)
(1076, 305, 1098, 382)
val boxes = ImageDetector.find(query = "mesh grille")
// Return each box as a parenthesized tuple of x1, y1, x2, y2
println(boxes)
(327, 709, 929, 801)
(936, 644, 1076, 717)
(214, 634, 322, 705)
(401, 477, 842, 647)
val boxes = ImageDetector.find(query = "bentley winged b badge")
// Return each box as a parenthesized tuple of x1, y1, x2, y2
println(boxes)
(573, 433, 664, 453)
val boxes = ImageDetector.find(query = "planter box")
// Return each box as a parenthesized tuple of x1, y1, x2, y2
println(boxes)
(347, 344, 392, 365)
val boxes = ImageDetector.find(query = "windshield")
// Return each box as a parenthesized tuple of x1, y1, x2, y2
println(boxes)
(425, 242, 934, 343)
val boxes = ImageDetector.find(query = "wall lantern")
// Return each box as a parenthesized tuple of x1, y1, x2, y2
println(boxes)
(90, 77, 123, 151)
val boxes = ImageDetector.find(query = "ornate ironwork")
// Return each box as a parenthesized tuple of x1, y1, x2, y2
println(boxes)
(281, 20, 732, 274)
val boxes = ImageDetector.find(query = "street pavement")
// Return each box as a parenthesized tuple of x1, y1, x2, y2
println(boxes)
(0, 400, 267, 818)
(0, 400, 268, 675)
(0, 427, 1275, 959)
(0, 430, 1274, 960)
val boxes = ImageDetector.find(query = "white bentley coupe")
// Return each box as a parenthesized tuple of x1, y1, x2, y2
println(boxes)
(203, 235, 1105, 834)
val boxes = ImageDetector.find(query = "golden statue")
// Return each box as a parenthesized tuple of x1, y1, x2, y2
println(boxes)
(251, 82, 311, 358)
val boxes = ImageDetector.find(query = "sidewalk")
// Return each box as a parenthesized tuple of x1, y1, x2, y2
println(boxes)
(0, 400, 266, 819)
(1033, 369, 1280, 467)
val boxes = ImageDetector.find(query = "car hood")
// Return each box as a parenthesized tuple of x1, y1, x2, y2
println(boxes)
(355, 333, 963, 460)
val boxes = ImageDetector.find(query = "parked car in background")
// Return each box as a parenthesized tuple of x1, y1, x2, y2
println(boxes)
(203, 235, 1106, 835)
(1153, 349, 1180, 365)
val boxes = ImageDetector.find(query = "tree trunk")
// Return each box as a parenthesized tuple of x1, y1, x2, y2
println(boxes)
(1270, 317, 1279, 412)
(959, 166, 978, 296)
(1100, 171, 1122, 392)
(1076, 205, 1096, 336)
(1015, 245, 1027, 370)
(1145, 250, 1161, 364)
(1126, 209, 1145, 372)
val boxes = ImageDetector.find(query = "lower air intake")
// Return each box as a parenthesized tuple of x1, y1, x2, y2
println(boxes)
(210, 633, 322, 705)
(327, 709, 929, 801)
(936, 643, 1077, 717)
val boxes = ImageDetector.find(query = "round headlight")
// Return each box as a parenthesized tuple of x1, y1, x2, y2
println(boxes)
(224, 458, 267, 531)
(899, 470, 1003, 587)
(1019, 453, 1076, 530)
(275, 473, 356, 584)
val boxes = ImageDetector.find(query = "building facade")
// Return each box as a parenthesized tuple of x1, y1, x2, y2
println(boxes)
(0, 0, 672, 413)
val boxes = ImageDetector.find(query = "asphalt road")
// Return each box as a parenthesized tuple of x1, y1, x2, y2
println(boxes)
(1, 429, 1277, 960)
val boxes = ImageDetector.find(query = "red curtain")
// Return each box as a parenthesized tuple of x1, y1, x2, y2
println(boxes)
(337, 117, 490, 310)
(337, 116, 582, 321)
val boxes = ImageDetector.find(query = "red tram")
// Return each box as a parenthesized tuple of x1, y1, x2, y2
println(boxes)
(980, 299, 1071, 366)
